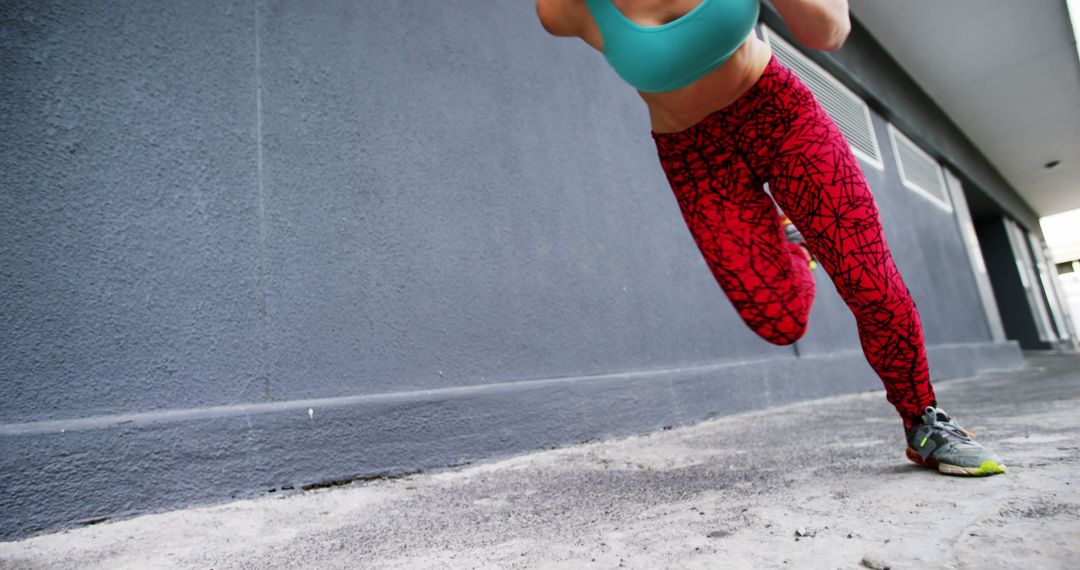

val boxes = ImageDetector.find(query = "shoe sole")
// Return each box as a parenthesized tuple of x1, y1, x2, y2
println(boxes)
(905, 446, 1006, 477)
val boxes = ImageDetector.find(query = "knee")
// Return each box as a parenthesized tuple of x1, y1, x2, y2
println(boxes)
(766, 335, 798, 346)
(764, 330, 805, 346)
(753, 318, 808, 346)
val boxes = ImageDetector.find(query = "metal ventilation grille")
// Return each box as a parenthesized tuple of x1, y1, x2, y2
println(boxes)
(762, 27, 883, 169)
(888, 124, 952, 210)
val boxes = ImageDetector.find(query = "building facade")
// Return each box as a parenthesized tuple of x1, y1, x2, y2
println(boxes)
(1, 1, 1068, 538)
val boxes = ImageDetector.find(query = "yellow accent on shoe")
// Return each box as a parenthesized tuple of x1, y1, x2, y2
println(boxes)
(920, 435, 929, 447)
(971, 460, 1006, 476)
(937, 460, 1006, 476)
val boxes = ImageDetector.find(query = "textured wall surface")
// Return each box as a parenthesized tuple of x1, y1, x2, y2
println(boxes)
(1, 0, 264, 421)
(1, 0, 1022, 538)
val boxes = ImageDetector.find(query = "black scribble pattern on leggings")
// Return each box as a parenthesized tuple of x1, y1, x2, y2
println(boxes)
(652, 56, 935, 422)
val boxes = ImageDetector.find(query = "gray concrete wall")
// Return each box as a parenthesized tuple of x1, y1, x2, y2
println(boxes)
(1, 0, 1021, 538)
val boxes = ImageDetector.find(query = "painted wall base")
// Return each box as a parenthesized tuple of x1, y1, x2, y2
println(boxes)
(0, 340, 1021, 540)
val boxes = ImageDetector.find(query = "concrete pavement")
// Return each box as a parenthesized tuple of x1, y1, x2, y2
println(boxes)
(1, 353, 1078, 569)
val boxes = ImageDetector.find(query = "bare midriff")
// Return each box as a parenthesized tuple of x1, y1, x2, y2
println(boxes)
(640, 36, 773, 134)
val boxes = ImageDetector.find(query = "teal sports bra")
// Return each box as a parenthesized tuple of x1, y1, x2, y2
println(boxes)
(584, 0, 760, 93)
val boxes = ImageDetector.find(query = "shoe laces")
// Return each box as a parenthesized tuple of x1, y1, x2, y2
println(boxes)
(922, 406, 977, 440)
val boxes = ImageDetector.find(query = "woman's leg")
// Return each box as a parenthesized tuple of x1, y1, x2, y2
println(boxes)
(653, 129, 816, 346)
(729, 58, 936, 424)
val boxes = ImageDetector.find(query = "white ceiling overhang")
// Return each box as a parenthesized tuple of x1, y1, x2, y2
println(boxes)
(850, 0, 1080, 218)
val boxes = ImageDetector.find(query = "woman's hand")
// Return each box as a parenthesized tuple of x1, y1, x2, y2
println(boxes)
(769, 0, 851, 51)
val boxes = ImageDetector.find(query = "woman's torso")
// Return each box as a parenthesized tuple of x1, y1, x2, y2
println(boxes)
(575, 0, 773, 133)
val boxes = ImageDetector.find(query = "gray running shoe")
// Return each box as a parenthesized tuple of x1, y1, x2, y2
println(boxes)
(906, 406, 1005, 476)
(780, 214, 817, 270)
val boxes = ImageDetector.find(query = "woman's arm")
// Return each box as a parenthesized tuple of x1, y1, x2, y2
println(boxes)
(536, 0, 582, 37)
(769, 0, 851, 51)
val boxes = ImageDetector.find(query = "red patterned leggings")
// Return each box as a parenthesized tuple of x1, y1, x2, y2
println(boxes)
(652, 55, 935, 422)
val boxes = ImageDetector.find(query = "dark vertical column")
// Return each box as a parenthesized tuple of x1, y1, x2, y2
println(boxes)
(976, 218, 1051, 350)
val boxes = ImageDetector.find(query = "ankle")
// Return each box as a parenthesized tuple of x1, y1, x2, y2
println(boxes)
(902, 400, 939, 434)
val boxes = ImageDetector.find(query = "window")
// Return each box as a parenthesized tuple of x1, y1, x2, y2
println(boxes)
(761, 26, 884, 170)
(887, 124, 953, 212)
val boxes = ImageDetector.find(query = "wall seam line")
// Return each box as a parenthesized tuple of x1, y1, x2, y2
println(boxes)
(254, 0, 271, 401)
